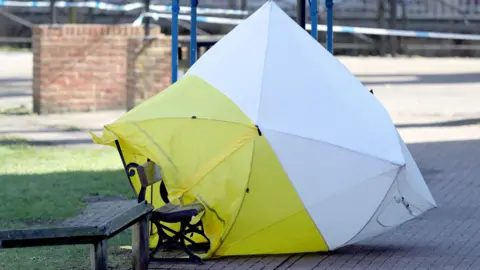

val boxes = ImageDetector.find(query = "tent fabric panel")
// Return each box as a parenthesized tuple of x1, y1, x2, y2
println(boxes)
(346, 163, 436, 247)
(105, 118, 257, 206)
(181, 140, 255, 258)
(185, 3, 273, 123)
(307, 168, 399, 250)
(114, 74, 253, 126)
(92, 77, 260, 257)
(397, 135, 436, 207)
(256, 2, 404, 165)
(343, 175, 403, 246)
(215, 136, 328, 256)
(375, 166, 435, 227)
(262, 129, 399, 209)
(107, 118, 256, 258)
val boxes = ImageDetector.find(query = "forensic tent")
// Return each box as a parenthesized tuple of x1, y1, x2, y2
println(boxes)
(90, 0, 436, 258)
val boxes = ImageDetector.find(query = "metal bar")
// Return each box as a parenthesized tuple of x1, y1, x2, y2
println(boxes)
(50, 0, 57, 24)
(190, 0, 198, 66)
(0, 37, 32, 43)
(172, 0, 179, 83)
(296, 0, 306, 29)
(141, 12, 210, 35)
(326, 0, 334, 52)
(115, 140, 137, 194)
(388, 0, 397, 57)
(144, 0, 151, 38)
(309, 0, 318, 40)
(0, 9, 33, 28)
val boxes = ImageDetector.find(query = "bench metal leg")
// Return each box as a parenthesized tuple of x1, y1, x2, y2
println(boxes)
(132, 215, 150, 270)
(90, 239, 108, 270)
(150, 220, 203, 264)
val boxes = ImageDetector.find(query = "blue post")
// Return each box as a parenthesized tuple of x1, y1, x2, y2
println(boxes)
(326, 0, 334, 53)
(309, 0, 318, 40)
(171, 0, 179, 83)
(190, 0, 198, 66)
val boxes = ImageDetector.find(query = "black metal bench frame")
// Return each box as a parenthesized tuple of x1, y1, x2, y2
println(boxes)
(115, 140, 210, 264)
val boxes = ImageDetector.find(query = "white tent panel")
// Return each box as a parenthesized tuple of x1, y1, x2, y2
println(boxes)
(307, 168, 399, 249)
(262, 128, 399, 208)
(186, 2, 271, 122)
(344, 171, 410, 246)
(255, 2, 404, 166)
(345, 165, 435, 246)
(398, 135, 437, 207)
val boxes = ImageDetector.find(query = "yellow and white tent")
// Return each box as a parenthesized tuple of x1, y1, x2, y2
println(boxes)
(91, 0, 436, 258)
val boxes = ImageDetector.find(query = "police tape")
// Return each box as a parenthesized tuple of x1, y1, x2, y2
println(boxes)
(306, 24, 480, 41)
(0, 0, 249, 15)
(136, 12, 480, 41)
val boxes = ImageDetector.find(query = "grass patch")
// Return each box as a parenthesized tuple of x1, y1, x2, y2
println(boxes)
(0, 138, 135, 270)
(0, 46, 31, 52)
(0, 105, 33, 116)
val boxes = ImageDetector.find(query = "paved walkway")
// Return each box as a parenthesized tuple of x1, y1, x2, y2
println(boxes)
(1, 54, 480, 269)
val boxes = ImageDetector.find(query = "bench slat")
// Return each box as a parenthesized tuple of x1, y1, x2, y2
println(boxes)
(0, 200, 153, 248)
(104, 201, 153, 236)
(153, 202, 205, 223)
(61, 200, 143, 227)
(0, 226, 104, 248)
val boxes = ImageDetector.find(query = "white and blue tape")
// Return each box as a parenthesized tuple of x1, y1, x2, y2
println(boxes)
(0, 0, 249, 15)
(137, 12, 480, 41)
(3, 0, 478, 41)
(306, 24, 480, 41)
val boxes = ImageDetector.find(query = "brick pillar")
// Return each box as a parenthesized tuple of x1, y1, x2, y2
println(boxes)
(126, 37, 172, 110)
(32, 24, 162, 114)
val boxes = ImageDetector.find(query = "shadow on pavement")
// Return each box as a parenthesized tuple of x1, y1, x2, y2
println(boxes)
(0, 138, 95, 146)
(0, 128, 103, 135)
(396, 117, 480, 128)
(358, 73, 480, 85)
(0, 77, 32, 97)
(0, 78, 31, 84)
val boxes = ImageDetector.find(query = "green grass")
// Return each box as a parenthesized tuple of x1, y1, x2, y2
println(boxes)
(0, 105, 33, 116)
(0, 46, 31, 52)
(0, 138, 135, 270)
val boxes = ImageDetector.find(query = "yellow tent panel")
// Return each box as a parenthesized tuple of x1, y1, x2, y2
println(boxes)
(92, 74, 329, 256)
(216, 136, 328, 256)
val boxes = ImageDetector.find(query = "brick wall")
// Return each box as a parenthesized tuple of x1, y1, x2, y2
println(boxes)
(126, 37, 172, 110)
(32, 24, 165, 114)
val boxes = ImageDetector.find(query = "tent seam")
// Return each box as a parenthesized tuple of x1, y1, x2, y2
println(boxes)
(131, 123, 179, 171)
(285, 167, 401, 250)
(218, 139, 397, 253)
(264, 127, 404, 167)
(303, 167, 401, 211)
(110, 116, 254, 129)
(178, 133, 255, 200)
(213, 138, 257, 256)
(213, 143, 401, 252)
(254, 2, 273, 123)
(339, 167, 402, 249)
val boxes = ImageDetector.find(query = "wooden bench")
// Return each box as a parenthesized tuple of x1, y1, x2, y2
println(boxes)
(0, 200, 153, 270)
(126, 160, 210, 264)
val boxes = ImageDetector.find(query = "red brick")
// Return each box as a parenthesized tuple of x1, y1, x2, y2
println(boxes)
(32, 24, 166, 114)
